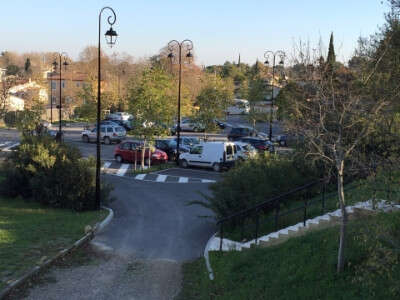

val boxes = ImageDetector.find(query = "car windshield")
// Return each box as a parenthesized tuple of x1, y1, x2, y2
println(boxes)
(166, 140, 177, 147)
(115, 127, 125, 132)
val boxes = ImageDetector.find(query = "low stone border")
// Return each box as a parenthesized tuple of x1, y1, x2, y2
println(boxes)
(204, 233, 217, 280)
(0, 206, 114, 300)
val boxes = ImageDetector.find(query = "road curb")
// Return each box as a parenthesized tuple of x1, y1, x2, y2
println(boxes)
(0, 207, 113, 300)
(95, 206, 114, 234)
(204, 232, 217, 281)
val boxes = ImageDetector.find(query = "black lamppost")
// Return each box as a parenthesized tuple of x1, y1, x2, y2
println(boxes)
(167, 39, 193, 165)
(95, 7, 118, 210)
(50, 70, 54, 123)
(264, 50, 285, 141)
(52, 53, 69, 141)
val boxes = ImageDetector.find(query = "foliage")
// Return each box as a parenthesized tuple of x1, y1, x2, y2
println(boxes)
(3, 111, 19, 128)
(193, 74, 234, 132)
(15, 104, 44, 137)
(191, 154, 320, 220)
(24, 58, 31, 74)
(0, 136, 113, 211)
(327, 32, 336, 67)
(128, 66, 181, 137)
(6, 64, 20, 76)
(177, 211, 400, 300)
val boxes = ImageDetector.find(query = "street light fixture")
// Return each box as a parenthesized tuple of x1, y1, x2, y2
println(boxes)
(167, 39, 194, 165)
(53, 52, 69, 142)
(264, 50, 286, 141)
(95, 6, 118, 210)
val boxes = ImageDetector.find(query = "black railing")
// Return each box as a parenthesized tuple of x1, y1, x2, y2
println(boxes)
(216, 179, 327, 251)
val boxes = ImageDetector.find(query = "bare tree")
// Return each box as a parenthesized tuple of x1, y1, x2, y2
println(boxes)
(284, 39, 393, 272)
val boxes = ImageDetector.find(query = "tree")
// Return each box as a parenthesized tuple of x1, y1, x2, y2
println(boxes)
(6, 64, 20, 76)
(327, 32, 336, 70)
(194, 74, 234, 132)
(127, 67, 178, 167)
(0, 77, 15, 119)
(286, 60, 388, 273)
(24, 58, 32, 74)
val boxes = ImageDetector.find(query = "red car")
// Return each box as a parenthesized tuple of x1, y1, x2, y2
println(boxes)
(114, 140, 168, 164)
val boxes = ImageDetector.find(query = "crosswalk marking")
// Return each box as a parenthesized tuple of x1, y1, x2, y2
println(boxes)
(201, 179, 216, 183)
(156, 175, 167, 182)
(102, 162, 112, 171)
(135, 174, 146, 180)
(116, 164, 129, 177)
(3, 142, 20, 152)
(178, 177, 189, 183)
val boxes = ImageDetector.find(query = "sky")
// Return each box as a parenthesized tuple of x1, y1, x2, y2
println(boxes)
(0, 0, 389, 66)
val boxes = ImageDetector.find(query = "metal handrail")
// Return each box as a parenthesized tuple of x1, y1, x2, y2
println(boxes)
(216, 179, 326, 251)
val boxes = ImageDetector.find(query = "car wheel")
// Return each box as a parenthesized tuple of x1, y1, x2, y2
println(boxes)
(213, 163, 221, 172)
(82, 135, 89, 143)
(180, 159, 188, 168)
(115, 155, 123, 163)
(104, 137, 111, 145)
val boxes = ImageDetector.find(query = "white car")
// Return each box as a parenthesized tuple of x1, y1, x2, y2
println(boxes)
(234, 142, 258, 160)
(81, 125, 126, 145)
(179, 141, 236, 172)
(106, 112, 133, 121)
(226, 99, 250, 115)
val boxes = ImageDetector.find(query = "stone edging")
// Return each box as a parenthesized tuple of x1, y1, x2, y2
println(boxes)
(0, 206, 114, 300)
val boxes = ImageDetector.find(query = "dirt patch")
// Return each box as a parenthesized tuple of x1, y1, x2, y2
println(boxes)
(7, 244, 182, 300)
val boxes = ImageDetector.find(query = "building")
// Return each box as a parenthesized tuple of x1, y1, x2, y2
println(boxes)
(0, 68, 6, 82)
(46, 72, 89, 121)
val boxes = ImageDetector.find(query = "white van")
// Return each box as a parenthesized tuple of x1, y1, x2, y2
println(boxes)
(226, 99, 250, 115)
(179, 142, 236, 172)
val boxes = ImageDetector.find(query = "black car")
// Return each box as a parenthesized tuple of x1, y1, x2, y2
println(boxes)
(237, 137, 275, 153)
(228, 127, 258, 141)
(155, 139, 190, 161)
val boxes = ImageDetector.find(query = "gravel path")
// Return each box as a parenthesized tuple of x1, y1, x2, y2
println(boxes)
(21, 246, 182, 300)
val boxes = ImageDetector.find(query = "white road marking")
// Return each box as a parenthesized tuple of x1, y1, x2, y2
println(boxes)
(102, 162, 112, 171)
(3, 142, 20, 152)
(156, 174, 167, 182)
(201, 179, 216, 183)
(135, 174, 146, 180)
(116, 164, 129, 177)
(178, 177, 189, 183)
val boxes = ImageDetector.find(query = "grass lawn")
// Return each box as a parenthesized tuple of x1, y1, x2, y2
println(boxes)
(222, 177, 400, 242)
(0, 196, 107, 290)
(177, 211, 400, 300)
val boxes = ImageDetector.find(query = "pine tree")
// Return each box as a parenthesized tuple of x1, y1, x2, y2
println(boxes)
(327, 32, 336, 66)
(24, 58, 31, 74)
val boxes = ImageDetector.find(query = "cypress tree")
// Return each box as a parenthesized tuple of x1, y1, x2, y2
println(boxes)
(327, 32, 336, 66)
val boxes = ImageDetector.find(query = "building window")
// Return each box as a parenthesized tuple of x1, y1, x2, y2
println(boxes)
(61, 80, 65, 89)
(76, 82, 80, 88)
(51, 82, 56, 90)
(51, 96, 57, 105)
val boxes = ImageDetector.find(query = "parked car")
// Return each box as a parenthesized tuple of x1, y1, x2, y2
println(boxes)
(226, 99, 250, 115)
(271, 135, 288, 147)
(228, 126, 258, 141)
(155, 139, 190, 161)
(237, 137, 275, 153)
(179, 141, 236, 172)
(173, 136, 201, 148)
(105, 112, 133, 121)
(114, 140, 168, 164)
(108, 119, 133, 131)
(234, 142, 258, 160)
(214, 119, 226, 129)
(81, 125, 126, 144)
(171, 118, 205, 134)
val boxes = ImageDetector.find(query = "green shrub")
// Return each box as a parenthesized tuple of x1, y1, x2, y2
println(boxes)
(3, 111, 19, 128)
(193, 154, 321, 220)
(0, 135, 113, 211)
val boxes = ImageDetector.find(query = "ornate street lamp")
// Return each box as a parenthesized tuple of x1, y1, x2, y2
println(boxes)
(95, 7, 118, 210)
(167, 39, 194, 165)
(264, 50, 285, 141)
(53, 52, 69, 141)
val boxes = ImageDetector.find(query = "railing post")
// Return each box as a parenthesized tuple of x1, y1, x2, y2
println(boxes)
(274, 202, 280, 231)
(303, 194, 308, 227)
(219, 223, 223, 252)
(322, 181, 326, 214)
(255, 211, 259, 245)
(240, 218, 244, 242)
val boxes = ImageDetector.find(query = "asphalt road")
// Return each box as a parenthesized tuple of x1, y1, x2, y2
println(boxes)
(94, 173, 216, 261)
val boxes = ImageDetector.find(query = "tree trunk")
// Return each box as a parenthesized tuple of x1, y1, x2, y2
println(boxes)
(141, 140, 146, 169)
(337, 160, 347, 273)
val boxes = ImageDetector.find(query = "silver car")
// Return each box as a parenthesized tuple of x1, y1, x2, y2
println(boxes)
(81, 125, 126, 145)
